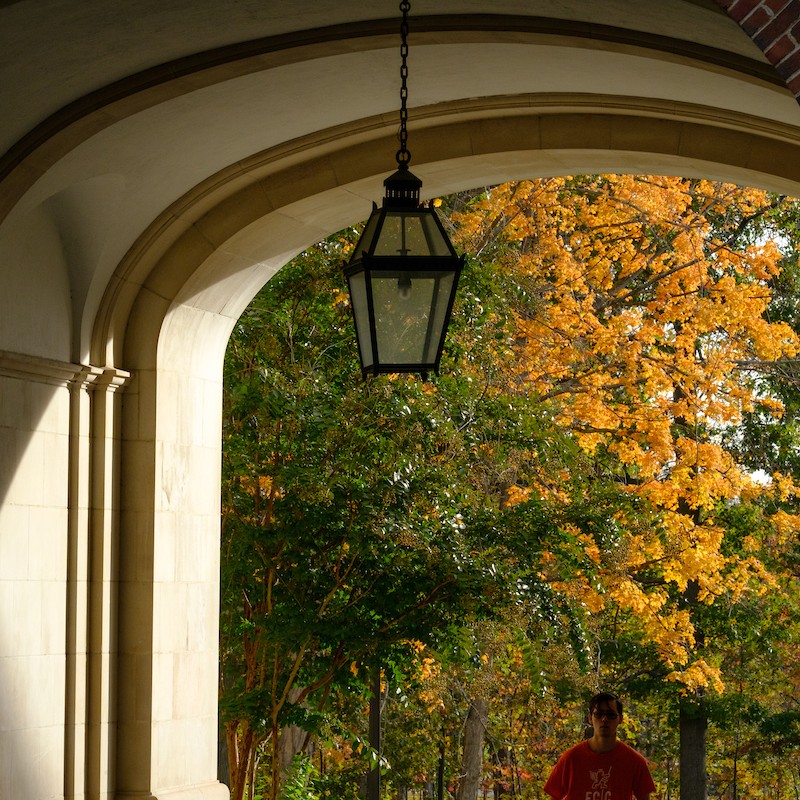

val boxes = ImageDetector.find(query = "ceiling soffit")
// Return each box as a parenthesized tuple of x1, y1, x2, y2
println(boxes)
(0, 14, 784, 223)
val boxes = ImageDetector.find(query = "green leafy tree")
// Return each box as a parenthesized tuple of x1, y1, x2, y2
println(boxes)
(220, 227, 565, 800)
(221, 234, 483, 799)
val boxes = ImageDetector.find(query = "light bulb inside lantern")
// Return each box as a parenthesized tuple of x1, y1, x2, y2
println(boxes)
(397, 275, 412, 300)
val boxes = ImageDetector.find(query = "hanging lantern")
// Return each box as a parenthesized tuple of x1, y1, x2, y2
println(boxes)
(343, 0, 464, 379)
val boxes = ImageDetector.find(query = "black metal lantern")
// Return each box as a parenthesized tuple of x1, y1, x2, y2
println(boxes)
(344, 0, 464, 379)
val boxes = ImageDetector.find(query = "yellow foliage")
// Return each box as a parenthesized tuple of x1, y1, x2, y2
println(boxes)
(608, 578, 665, 616)
(485, 177, 797, 487)
(583, 587, 606, 614)
(453, 175, 800, 680)
(769, 510, 800, 547)
(620, 533, 663, 569)
(505, 484, 532, 507)
(666, 657, 725, 694)
(774, 472, 800, 501)
(578, 533, 602, 565)
(552, 576, 606, 614)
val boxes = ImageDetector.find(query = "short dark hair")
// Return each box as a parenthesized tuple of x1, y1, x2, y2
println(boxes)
(589, 692, 623, 717)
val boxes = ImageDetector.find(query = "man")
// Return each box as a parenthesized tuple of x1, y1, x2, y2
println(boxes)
(544, 693, 656, 800)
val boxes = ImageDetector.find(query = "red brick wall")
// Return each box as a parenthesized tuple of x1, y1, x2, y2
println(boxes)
(715, 0, 800, 98)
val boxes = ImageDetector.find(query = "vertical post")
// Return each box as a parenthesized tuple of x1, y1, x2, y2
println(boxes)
(65, 366, 94, 800)
(87, 368, 129, 800)
(367, 665, 381, 800)
(64, 365, 130, 800)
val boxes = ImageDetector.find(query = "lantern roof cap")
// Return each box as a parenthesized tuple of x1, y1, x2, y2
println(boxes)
(383, 164, 422, 209)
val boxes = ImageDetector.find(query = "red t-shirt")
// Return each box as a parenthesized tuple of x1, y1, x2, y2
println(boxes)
(544, 740, 656, 800)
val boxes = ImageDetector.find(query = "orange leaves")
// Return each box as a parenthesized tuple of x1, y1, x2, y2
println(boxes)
(504, 484, 533, 507)
(768, 509, 800, 548)
(604, 578, 701, 666)
(452, 176, 800, 690)
(456, 176, 797, 493)
(666, 657, 725, 694)
(607, 576, 666, 616)
(639, 438, 752, 511)
(661, 517, 725, 596)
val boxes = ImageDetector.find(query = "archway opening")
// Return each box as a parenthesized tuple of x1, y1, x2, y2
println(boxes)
(216, 173, 800, 800)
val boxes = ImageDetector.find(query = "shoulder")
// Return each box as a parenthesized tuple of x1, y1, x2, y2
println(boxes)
(560, 741, 591, 761)
(613, 741, 649, 764)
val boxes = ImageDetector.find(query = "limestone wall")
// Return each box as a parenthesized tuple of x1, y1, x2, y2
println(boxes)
(0, 358, 73, 800)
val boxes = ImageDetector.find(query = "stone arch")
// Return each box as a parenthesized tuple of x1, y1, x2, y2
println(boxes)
(105, 98, 800, 800)
(103, 93, 800, 361)
(3, 4, 800, 800)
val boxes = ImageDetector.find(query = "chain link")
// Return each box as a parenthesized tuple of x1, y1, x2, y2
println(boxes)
(396, 0, 411, 166)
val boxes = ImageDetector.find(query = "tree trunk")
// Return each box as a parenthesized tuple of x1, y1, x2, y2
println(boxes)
(679, 705, 707, 800)
(437, 740, 446, 800)
(227, 723, 257, 800)
(493, 748, 512, 798)
(458, 697, 488, 800)
(367, 666, 382, 800)
(278, 687, 307, 773)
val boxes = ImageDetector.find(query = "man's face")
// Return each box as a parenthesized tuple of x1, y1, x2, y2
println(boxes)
(590, 700, 622, 741)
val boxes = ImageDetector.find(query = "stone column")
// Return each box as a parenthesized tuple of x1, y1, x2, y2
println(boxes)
(0, 351, 118, 800)
(115, 304, 230, 800)
(66, 363, 131, 800)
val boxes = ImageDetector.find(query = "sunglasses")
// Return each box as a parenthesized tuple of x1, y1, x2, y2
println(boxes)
(592, 710, 619, 720)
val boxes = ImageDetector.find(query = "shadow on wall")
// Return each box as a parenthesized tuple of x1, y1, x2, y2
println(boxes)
(0, 368, 80, 799)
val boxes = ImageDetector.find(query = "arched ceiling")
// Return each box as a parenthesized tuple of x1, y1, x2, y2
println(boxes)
(0, 0, 774, 152)
(1, 0, 799, 364)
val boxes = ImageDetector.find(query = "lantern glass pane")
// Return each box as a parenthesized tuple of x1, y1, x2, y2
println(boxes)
(372, 211, 454, 258)
(370, 269, 457, 366)
(346, 269, 374, 371)
(424, 271, 457, 362)
(351, 210, 382, 261)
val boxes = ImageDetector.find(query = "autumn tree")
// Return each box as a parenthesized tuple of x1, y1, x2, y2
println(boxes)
(451, 175, 800, 800)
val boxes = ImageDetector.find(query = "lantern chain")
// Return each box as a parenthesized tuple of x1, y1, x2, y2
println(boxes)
(397, 0, 411, 167)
